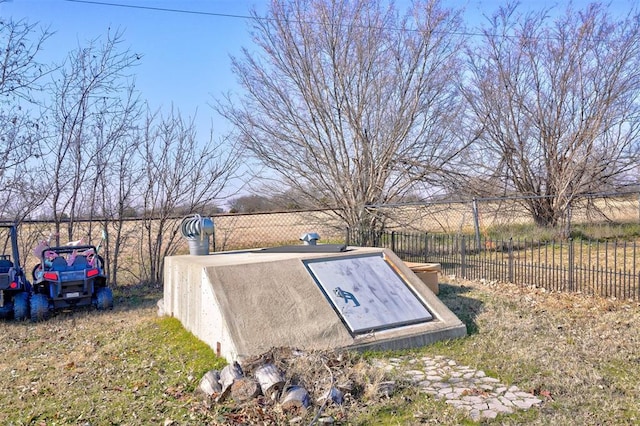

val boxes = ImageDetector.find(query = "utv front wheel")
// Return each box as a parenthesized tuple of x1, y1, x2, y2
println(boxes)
(95, 287, 113, 310)
(30, 293, 50, 322)
(13, 292, 29, 321)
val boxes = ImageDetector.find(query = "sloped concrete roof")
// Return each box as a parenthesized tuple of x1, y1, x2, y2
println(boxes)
(163, 246, 466, 362)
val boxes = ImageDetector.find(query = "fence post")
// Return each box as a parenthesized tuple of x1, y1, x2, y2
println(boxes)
(461, 235, 466, 278)
(472, 198, 481, 251)
(568, 238, 574, 292)
(423, 232, 428, 263)
(508, 238, 514, 283)
(391, 231, 396, 253)
(565, 204, 572, 238)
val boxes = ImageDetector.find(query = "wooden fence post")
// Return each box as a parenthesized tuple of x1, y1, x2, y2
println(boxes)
(472, 198, 481, 251)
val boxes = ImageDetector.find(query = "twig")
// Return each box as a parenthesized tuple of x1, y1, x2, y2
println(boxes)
(308, 356, 334, 426)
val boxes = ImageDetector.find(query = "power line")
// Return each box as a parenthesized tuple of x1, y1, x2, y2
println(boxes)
(63, 0, 489, 37)
(62, 0, 636, 43)
(64, 0, 254, 20)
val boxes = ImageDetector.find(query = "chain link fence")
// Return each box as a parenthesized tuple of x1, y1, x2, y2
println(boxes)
(9, 192, 639, 288)
(11, 209, 347, 286)
(211, 209, 346, 251)
(371, 191, 640, 242)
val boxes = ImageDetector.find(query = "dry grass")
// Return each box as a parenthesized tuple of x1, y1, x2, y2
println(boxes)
(428, 278, 640, 425)
(377, 196, 640, 235)
(212, 210, 346, 251)
(1, 277, 639, 425)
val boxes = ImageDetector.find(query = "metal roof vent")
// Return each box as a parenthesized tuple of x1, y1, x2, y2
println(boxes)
(181, 214, 214, 255)
(300, 232, 320, 245)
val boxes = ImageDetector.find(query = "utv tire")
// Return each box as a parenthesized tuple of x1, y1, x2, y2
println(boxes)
(13, 292, 29, 321)
(30, 293, 50, 322)
(95, 287, 113, 310)
(32, 263, 42, 281)
(0, 302, 12, 319)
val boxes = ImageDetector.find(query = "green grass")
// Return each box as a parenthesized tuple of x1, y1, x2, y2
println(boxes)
(484, 220, 640, 242)
(571, 221, 640, 241)
(0, 302, 225, 425)
(2, 277, 639, 425)
(484, 223, 562, 241)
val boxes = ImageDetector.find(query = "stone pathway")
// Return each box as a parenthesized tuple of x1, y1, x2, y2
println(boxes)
(374, 355, 543, 421)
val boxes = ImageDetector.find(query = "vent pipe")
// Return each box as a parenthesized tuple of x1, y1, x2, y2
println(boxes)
(300, 232, 320, 246)
(181, 214, 214, 255)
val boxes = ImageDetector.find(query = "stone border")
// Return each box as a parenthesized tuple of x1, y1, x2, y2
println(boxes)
(374, 355, 543, 421)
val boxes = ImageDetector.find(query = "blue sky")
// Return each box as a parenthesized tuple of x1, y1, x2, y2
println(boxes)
(2, 0, 635, 140)
(1, 0, 264, 136)
(2, 0, 636, 139)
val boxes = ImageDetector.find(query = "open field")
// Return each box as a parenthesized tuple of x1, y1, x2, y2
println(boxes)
(377, 195, 640, 236)
(1, 277, 638, 425)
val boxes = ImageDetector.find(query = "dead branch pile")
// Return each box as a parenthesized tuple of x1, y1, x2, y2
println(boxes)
(195, 347, 397, 424)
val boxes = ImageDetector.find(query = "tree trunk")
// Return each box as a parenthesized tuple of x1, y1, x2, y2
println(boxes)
(230, 377, 261, 402)
(218, 362, 243, 401)
(254, 363, 285, 399)
(281, 385, 310, 412)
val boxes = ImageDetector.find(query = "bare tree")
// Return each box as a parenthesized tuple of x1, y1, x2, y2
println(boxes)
(87, 86, 142, 286)
(138, 108, 241, 285)
(44, 29, 141, 244)
(463, 3, 640, 228)
(228, 194, 279, 213)
(95, 137, 142, 287)
(217, 0, 466, 233)
(0, 18, 51, 101)
(0, 113, 46, 219)
(0, 18, 52, 220)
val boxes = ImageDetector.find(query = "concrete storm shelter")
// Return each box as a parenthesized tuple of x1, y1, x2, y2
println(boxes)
(163, 245, 466, 362)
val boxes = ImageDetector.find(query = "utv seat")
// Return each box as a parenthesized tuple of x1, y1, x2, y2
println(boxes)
(50, 256, 68, 271)
(0, 259, 12, 274)
(71, 255, 88, 270)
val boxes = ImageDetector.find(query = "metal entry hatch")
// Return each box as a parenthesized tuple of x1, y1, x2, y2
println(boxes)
(304, 253, 433, 335)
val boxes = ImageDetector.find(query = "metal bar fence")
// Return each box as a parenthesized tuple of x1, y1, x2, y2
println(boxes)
(347, 228, 640, 301)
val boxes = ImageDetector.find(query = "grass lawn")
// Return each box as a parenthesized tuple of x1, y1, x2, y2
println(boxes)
(1, 278, 638, 425)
